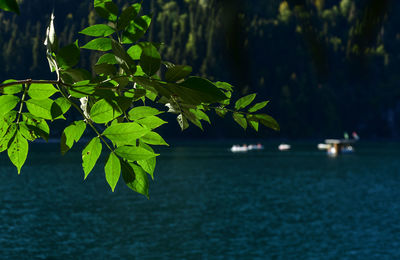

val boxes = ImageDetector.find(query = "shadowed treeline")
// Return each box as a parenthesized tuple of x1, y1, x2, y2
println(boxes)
(0, 0, 398, 139)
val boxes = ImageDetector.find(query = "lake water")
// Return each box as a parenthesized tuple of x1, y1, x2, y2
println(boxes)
(0, 141, 400, 259)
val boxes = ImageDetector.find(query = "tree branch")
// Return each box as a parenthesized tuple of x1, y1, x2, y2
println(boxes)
(0, 79, 60, 89)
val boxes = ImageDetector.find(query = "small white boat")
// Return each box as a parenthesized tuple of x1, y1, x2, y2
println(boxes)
(231, 145, 248, 152)
(230, 143, 264, 152)
(278, 144, 291, 151)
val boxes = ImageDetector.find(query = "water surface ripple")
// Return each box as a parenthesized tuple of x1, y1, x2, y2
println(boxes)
(0, 142, 399, 259)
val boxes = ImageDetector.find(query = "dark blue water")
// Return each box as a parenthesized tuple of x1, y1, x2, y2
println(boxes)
(0, 141, 400, 259)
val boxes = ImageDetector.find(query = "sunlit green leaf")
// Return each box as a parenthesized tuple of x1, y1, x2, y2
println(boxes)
(25, 98, 54, 120)
(128, 106, 161, 120)
(61, 120, 86, 155)
(19, 122, 36, 141)
(165, 65, 192, 82)
(127, 45, 142, 60)
(105, 152, 121, 192)
(90, 99, 122, 124)
(235, 93, 256, 110)
(80, 24, 115, 37)
(115, 145, 158, 162)
(28, 83, 58, 100)
(233, 112, 247, 130)
(140, 131, 168, 146)
(137, 143, 156, 179)
(103, 122, 150, 145)
(0, 123, 16, 152)
(81, 38, 112, 51)
(96, 53, 118, 65)
(247, 116, 259, 131)
(8, 131, 28, 174)
(23, 113, 50, 141)
(82, 137, 102, 179)
(121, 160, 149, 198)
(136, 116, 167, 129)
(0, 95, 20, 116)
(248, 101, 269, 113)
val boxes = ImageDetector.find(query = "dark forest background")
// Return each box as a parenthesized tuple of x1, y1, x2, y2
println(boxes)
(1, 0, 399, 139)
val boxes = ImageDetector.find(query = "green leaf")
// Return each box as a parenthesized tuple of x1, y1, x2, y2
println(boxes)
(0, 123, 16, 152)
(177, 77, 228, 104)
(22, 113, 50, 141)
(117, 4, 140, 30)
(215, 108, 227, 118)
(235, 93, 256, 110)
(115, 145, 158, 162)
(80, 24, 115, 37)
(255, 114, 280, 131)
(28, 84, 58, 100)
(233, 112, 247, 130)
(165, 65, 192, 82)
(136, 116, 167, 129)
(122, 15, 152, 44)
(140, 131, 168, 146)
(139, 42, 161, 76)
(8, 132, 28, 174)
(111, 40, 136, 74)
(0, 95, 20, 116)
(248, 101, 269, 113)
(0, 0, 20, 14)
(103, 122, 150, 145)
(61, 68, 91, 84)
(69, 85, 96, 98)
(137, 143, 156, 179)
(127, 45, 142, 60)
(56, 40, 80, 69)
(215, 81, 233, 92)
(90, 99, 122, 124)
(96, 53, 118, 65)
(60, 121, 86, 155)
(128, 106, 161, 120)
(94, 0, 118, 22)
(247, 116, 259, 131)
(105, 152, 121, 192)
(19, 122, 36, 141)
(81, 38, 112, 51)
(82, 137, 102, 179)
(1, 80, 23, 94)
(25, 98, 54, 120)
(52, 97, 71, 119)
(121, 160, 149, 198)
(94, 63, 117, 76)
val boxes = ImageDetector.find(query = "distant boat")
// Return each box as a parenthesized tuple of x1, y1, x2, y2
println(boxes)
(278, 144, 291, 151)
(318, 139, 356, 156)
(230, 143, 264, 153)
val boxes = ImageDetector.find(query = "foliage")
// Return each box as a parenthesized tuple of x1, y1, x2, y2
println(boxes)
(0, 0, 278, 197)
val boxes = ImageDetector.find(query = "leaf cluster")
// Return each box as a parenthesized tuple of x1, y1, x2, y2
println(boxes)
(0, 0, 278, 197)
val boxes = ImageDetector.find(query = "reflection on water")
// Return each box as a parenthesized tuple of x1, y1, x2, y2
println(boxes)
(0, 142, 400, 259)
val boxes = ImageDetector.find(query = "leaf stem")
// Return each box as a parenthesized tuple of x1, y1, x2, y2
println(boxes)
(16, 84, 28, 124)
(55, 84, 116, 154)
(0, 79, 60, 89)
